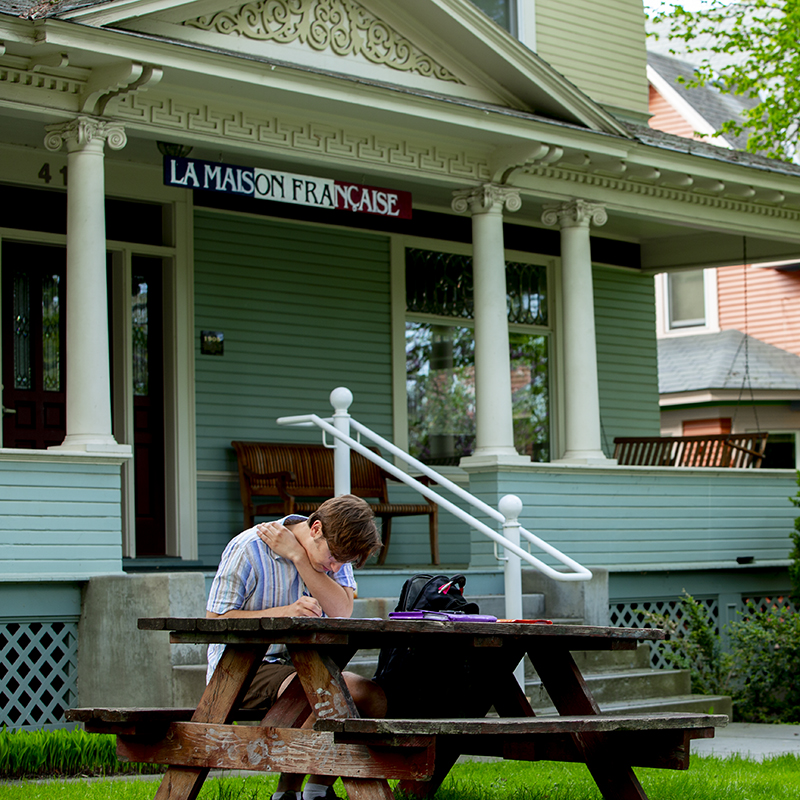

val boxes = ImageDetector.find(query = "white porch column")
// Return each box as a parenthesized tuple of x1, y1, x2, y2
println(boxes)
(44, 117, 129, 453)
(542, 199, 610, 464)
(452, 184, 530, 466)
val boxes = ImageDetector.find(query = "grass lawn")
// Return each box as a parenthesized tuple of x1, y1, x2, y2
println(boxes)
(2, 755, 800, 800)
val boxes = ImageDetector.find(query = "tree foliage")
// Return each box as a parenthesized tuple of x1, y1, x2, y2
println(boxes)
(649, 1, 800, 161)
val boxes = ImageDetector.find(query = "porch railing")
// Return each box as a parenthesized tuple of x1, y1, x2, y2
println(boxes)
(277, 387, 591, 625)
(613, 433, 769, 469)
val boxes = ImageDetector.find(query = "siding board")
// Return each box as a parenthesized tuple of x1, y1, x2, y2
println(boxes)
(594, 266, 661, 453)
(536, 0, 649, 115)
(0, 459, 123, 578)
(481, 467, 796, 570)
(194, 210, 401, 565)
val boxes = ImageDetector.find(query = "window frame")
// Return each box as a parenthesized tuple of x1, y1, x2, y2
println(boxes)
(655, 268, 720, 337)
(391, 235, 557, 467)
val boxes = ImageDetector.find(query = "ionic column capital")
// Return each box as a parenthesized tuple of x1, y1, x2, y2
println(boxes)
(541, 199, 607, 229)
(44, 116, 127, 153)
(451, 183, 522, 215)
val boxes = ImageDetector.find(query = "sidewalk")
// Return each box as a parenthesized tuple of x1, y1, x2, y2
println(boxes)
(691, 722, 800, 761)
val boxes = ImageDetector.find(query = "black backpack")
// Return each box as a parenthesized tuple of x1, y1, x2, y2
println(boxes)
(373, 574, 485, 718)
(393, 573, 479, 616)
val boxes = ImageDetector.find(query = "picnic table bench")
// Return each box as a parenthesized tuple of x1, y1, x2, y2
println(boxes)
(231, 441, 439, 564)
(65, 616, 727, 800)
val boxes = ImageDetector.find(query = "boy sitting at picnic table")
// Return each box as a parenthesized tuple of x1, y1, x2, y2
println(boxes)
(206, 494, 387, 800)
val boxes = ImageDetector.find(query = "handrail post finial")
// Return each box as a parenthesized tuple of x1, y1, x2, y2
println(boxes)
(330, 387, 352, 496)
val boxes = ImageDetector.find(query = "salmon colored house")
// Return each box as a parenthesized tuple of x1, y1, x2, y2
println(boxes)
(647, 49, 800, 468)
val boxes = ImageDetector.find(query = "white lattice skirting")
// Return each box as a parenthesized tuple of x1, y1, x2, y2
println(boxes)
(0, 621, 78, 730)
(609, 597, 720, 670)
(610, 594, 795, 670)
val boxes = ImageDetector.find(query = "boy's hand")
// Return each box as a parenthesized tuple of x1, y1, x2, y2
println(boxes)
(256, 521, 304, 562)
(287, 595, 322, 617)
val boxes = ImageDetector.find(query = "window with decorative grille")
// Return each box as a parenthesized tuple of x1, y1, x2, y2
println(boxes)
(405, 247, 550, 465)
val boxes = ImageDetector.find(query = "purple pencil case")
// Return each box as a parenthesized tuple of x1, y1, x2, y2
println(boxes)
(389, 611, 498, 622)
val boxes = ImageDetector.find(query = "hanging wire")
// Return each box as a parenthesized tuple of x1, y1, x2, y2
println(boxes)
(729, 236, 761, 436)
(600, 416, 611, 457)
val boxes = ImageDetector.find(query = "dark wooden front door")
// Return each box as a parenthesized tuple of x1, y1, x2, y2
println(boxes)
(2, 242, 167, 556)
(130, 257, 166, 556)
(2, 242, 67, 449)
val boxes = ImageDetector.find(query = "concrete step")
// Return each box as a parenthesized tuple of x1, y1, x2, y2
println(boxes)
(468, 594, 546, 619)
(346, 645, 648, 685)
(571, 643, 652, 672)
(596, 693, 733, 718)
(526, 667, 691, 711)
(172, 664, 206, 707)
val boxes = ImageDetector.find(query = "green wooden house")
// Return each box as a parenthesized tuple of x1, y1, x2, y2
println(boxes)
(0, 0, 797, 728)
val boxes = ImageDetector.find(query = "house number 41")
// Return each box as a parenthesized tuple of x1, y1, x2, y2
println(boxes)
(38, 163, 68, 186)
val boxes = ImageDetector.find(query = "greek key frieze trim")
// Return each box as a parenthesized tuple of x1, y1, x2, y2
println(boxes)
(113, 93, 491, 180)
(183, 0, 463, 84)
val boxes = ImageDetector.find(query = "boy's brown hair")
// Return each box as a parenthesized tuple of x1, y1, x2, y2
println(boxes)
(308, 494, 381, 568)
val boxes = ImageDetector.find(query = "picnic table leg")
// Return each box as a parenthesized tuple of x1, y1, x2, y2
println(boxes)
(152, 644, 266, 800)
(288, 646, 396, 800)
(527, 644, 649, 800)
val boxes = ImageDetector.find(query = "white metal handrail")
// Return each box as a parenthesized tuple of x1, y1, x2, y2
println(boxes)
(277, 389, 591, 584)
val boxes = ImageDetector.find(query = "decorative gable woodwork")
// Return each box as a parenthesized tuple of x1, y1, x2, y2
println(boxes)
(182, 0, 463, 84)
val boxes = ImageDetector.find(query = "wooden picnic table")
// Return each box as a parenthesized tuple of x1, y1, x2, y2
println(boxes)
(66, 616, 727, 800)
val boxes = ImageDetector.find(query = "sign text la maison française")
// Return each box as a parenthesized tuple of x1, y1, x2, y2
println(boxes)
(164, 156, 412, 219)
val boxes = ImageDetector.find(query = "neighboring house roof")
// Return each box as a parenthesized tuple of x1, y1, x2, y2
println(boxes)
(0, 0, 99, 14)
(647, 51, 758, 151)
(625, 118, 800, 179)
(658, 330, 800, 395)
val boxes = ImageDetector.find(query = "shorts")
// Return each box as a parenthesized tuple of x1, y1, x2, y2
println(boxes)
(240, 661, 297, 710)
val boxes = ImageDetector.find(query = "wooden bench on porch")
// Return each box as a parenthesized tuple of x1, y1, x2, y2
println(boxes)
(231, 441, 439, 564)
(613, 433, 769, 468)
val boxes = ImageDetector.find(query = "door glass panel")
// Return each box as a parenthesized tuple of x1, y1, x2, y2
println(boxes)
(41, 274, 62, 391)
(13, 271, 31, 390)
(132, 276, 149, 397)
(130, 257, 165, 556)
(3, 242, 66, 450)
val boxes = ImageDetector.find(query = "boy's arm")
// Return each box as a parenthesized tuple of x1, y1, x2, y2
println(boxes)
(206, 534, 324, 620)
(206, 595, 322, 619)
(258, 523, 355, 618)
(295, 562, 355, 618)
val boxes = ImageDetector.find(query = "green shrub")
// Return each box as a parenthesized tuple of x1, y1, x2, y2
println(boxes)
(0, 727, 164, 779)
(727, 601, 800, 723)
(643, 592, 732, 696)
(646, 592, 800, 723)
